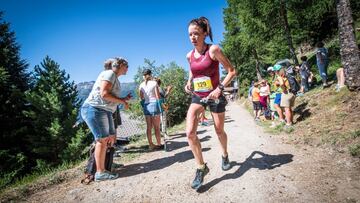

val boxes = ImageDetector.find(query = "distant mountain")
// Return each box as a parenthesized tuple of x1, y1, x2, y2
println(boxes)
(76, 81, 138, 103)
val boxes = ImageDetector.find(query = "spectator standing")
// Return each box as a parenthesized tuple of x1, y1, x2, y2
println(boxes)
(259, 79, 270, 111)
(273, 65, 286, 124)
(139, 69, 163, 150)
(252, 82, 262, 121)
(81, 57, 130, 181)
(315, 41, 329, 87)
(297, 56, 311, 95)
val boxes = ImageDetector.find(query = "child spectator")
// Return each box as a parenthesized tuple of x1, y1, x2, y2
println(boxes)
(297, 56, 311, 96)
(252, 82, 262, 121)
(259, 79, 270, 108)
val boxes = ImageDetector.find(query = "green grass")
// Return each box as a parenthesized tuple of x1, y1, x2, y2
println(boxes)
(350, 130, 360, 139)
(348, 144, 360, 157)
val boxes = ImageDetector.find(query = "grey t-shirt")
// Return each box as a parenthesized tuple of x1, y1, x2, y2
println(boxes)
(84, 70, 121, 113)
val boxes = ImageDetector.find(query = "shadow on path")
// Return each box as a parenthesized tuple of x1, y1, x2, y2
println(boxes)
(122, 130, 208, 153)
(198, 151, 294, 193)
(169, 129, 207, 140)
(117, 136, 212, 178)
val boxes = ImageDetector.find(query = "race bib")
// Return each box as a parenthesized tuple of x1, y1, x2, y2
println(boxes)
(193, 76, 213, 92)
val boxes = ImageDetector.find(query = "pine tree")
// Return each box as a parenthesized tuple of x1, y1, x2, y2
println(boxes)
(24, 56, 81, 166)
(0, 12, 31, 187)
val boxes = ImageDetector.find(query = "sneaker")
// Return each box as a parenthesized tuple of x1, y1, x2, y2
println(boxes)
(94, 171, 119, 182)
(222, 155, 231, 171)
(283, 124, 294, 132)
(200, 121, 209, 126)
(191, 164, 209, 190)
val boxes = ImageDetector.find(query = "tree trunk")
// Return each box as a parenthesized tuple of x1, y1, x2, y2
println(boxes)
(252, 48, 262, 81)
(280, 0, 299, 66)
(336, 0, 360, 91)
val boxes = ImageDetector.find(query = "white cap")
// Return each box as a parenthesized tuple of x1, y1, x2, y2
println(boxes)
(267, 66, 274, 72)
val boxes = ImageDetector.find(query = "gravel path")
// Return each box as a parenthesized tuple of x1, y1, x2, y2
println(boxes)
(27, 102, 360, 203)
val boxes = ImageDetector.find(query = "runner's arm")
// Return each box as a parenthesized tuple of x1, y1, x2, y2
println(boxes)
(212, 45, 236, 88)
(209, 45, 236, 98)
(185, 52, 193, 93)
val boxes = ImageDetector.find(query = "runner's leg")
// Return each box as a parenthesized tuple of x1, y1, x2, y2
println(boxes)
(186, 103, 205, 166)
(210, 112, 228, 157)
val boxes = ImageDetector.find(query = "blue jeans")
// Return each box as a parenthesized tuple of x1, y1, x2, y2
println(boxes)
(81, 104, 115, 141)
(317, 61, 328, 82)
(301, 75, 309, 92)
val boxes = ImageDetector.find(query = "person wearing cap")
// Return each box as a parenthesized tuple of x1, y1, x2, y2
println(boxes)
(274, 64, 295, 128)
(139, 69, 163, 150)
(81, 57, 130, 181)
(272, 64, 286, 124)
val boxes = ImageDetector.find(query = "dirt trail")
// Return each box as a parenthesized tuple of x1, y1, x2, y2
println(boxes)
(27, 102, 360, 202)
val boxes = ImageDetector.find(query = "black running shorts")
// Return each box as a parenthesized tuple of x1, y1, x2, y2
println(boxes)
(191, 94, 228, 113)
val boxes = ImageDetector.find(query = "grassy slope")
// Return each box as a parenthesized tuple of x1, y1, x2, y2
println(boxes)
(244, 83, 360, 157)
(246, 38, 360, 156)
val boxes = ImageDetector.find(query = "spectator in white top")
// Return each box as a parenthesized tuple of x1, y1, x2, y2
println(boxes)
(139, 69, 163, 150)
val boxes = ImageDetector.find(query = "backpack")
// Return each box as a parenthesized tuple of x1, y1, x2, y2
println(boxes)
(286, 74, 300, 95)
(81, 144, 115, 184)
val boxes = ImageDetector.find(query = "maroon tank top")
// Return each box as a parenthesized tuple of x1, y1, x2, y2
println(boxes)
(190, 45, 220, 98)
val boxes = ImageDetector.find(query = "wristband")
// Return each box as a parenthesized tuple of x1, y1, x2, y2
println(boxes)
(218, 83, 225, 91)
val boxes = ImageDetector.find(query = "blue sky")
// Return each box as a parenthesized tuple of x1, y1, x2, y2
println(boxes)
(1, 0, 227, 83)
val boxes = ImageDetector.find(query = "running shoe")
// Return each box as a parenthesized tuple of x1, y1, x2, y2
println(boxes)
(222, 155, 231, 171)
(94, 171, 119, 182)
(200, 121, 209, 126)
(191, 164, 209, 190)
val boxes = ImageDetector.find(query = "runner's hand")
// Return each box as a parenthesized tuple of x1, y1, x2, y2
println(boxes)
(184, 82, 192, 94)
(208, 87, 222, 100)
